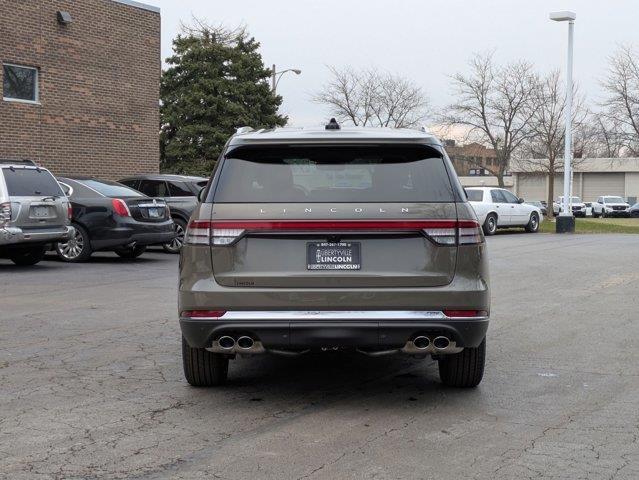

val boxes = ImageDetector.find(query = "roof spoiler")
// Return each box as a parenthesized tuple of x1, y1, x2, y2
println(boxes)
(0, 159, 38, 166)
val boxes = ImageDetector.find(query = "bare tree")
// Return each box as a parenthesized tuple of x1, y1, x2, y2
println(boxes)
(600, 45, 639, 155)
(583, 113, 628, 158)
(441, 53, 537, 187)
(516, 71, 587, 209)
(313, 66, 429, 128)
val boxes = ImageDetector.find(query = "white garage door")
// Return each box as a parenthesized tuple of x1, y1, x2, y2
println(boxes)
(582, 173, 625, 201)
(517, 174, 546, 201)
(553, 174, 582, 201)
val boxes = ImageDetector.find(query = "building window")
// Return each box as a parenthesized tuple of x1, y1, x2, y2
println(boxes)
(3, 63, 39, 103)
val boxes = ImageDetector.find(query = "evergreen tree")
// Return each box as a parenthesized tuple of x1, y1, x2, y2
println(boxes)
(160, 23, 287, 175)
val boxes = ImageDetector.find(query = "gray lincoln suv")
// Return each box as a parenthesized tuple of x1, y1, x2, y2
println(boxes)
(178, 120, 490, 387)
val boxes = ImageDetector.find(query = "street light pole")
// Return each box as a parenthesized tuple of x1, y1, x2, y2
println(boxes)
(271, 64, 302, 94)
(550, 11, 576, 233)
(272, 64, 277, 92)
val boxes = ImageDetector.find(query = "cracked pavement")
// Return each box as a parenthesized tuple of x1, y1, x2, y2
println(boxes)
(1, 234, 639, 479)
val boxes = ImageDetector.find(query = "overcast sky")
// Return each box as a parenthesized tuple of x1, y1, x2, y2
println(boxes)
(144, 0, 639, 128)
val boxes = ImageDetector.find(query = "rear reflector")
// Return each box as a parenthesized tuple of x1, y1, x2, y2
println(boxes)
(443, 309, 486, 318)
(181, 310, 226, 318)
(184, 220, 483, 246)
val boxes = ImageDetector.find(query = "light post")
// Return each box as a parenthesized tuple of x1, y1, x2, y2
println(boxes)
(271, 64, 302, 94)
(550, 10, 576, 233)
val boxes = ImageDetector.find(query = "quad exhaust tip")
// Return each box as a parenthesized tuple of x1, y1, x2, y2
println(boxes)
(433, 336, 450, 350)
(218, 336, 235, 350)
(413, 336, 430, 349)
(236, 336, 254, 350)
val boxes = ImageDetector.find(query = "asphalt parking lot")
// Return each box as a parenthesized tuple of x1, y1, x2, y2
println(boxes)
(2, 234, 639, 480)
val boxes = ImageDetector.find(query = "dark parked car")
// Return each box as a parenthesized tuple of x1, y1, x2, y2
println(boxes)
(118, 174, 208, 253)
(526, 200, 547, 216)
(628, 203, 639, 217)
(54, 177, 175, 262)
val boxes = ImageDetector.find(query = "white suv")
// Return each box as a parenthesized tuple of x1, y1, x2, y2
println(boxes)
(557, 196, 587, 217)
(592, 196, 630, 218)
(466, 187, 543, 235)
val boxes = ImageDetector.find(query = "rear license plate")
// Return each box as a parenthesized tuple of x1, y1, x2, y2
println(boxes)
(307, 242, 361, 270)
(31, 206, 51, 218)
(147, 208, 160, 218)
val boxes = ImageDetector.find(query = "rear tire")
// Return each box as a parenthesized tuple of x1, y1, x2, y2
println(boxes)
(114, 245, 147, 259)
(182, 336, 229, 386)
(483, 214, 498, 236)
(9, 246, 46, 266)
(438, 337, 486, 388)
(163, 218, 186, 254)
(55, 223, 92, 262)
(525, 212, 540, 233)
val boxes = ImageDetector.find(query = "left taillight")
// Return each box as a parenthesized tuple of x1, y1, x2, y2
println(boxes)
(111, 198, 131, 217)
(184, 220, 210, 245)
(65, 201, 73, 220)
(0, 202, 11, 227)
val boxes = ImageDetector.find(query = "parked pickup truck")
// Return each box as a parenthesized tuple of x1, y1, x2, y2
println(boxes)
(556, 196, 587, 217)
(465, 187, 543, 235)
(592, 196, 630, 217)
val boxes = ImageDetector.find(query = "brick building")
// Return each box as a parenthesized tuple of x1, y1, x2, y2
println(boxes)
(0, 0, 160, 179)
(444, 140, 500, 177)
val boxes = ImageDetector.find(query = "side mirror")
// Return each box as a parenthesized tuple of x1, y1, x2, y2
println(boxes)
(197, 187, 206, 202)
(518, 197, 525, 204)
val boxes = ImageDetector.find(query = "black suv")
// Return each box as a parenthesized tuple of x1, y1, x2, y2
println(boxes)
(119, 175, 208, 253)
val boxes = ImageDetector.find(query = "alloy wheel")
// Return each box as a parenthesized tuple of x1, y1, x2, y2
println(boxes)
(58, 229, 84, 260)
(164, 222, 185, 253)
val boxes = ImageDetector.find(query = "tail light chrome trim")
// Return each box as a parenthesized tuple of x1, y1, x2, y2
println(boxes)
(184, 219, 484, 246)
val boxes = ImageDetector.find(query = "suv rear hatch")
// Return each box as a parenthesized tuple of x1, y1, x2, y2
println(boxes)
(204, 145, 464, 288)
(3, 167, 68, 229)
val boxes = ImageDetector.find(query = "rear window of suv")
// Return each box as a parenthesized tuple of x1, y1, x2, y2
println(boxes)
(3, 167, 63, 196)
(212, 145, 455, 203)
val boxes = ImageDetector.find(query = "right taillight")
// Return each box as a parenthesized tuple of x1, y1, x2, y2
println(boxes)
(457, 220, 483, 245)
(424, 220, 483, 246)
(0, 202, 11, 227)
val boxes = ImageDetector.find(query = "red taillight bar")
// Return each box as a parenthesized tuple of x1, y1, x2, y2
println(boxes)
(186, 219, 483, 246)
(189, 220, 478, 230)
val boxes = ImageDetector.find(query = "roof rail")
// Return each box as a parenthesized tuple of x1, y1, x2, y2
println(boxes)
(0, 159, 37, 166)
(235, 126, 254, 135)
